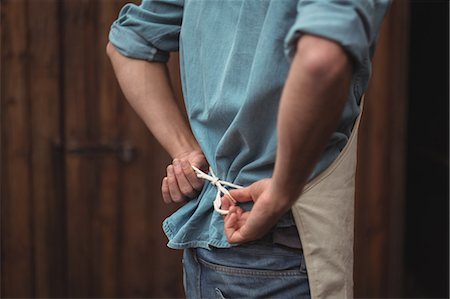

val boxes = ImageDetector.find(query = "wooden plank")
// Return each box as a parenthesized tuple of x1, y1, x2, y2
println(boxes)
(63, 0, 127, 296)
(385, 1, 409, 295)
(94, 0, 122, 296)
(354, 0, 409, 297)
(63, 0, 97, 296)
(1, 0, 34, 297)
(27, 0, 65, 297)
(0, 2, 3, 296)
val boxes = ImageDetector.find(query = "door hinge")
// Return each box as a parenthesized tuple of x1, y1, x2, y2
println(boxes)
(65, 142, 136, 162)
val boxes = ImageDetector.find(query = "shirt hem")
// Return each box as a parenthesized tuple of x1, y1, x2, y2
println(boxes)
(163, 219, 235, 250)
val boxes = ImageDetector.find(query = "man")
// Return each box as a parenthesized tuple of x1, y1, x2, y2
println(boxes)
(107, 1, 390, 298)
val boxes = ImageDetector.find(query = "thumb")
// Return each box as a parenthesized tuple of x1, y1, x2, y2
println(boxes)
(228, 187, 254, 203)
(191, 154, 209, 172)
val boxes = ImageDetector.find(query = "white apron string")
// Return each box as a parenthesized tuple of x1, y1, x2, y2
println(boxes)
(191, 166, 243, 216)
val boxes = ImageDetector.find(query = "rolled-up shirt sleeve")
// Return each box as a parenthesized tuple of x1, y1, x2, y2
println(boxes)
(109, 0, 183, 63)
(284, 0, 390, 74)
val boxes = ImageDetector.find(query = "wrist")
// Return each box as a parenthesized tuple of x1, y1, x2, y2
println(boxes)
(172, 147, 201, 160)
(271, 178, 301, 205)
(169, 137, 202, 160)
(256, 185, 293, 219)
(272, 162, 309, 204)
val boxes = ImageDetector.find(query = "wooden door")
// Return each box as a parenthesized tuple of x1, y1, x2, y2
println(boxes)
(2, 0, 184, 297)
(62, 1, 185, 297)
(354, 0, 410, 297)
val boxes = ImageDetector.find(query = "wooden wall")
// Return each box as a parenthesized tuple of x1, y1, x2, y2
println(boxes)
(2, 0, 184, 297)
(1, 0, 408, 298)
(354, 1, 409, 297)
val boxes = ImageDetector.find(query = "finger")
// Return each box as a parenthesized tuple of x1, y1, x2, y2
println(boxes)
(236, 209, 249, 228)
(235, 206, 244, 217)
(231, 206, 247, 226)
(225, 219, 245, 244)
(191, 154, 209, 172)
(173, 159, 197, 198)
(224, 207, 247, 244)
(161, 177, 172, 204)
(224, 211, 239, 241)
(181, 160, 204, 191)
(221, 194, 235, 210)
(224, 205, 238, 225)
(167, 165, 185, 203)
(228, 187, 254, 203)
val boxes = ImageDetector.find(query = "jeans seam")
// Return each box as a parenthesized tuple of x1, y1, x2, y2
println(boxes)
(197, 256, 307, 277)
(193, 249, 201, 298)
(182, 257, 187, 296)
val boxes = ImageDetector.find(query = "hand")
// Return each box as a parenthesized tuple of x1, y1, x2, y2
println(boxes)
(161, 150, 209, 204)
(222, 179, 291, 244)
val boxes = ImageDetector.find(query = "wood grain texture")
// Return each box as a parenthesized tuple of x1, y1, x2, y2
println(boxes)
(354, 0, 409, 297)
(1, 0, 34, 297)
(27, 0, 65, 297)
(63, 0, 94, 295)
(95, 2, 122, 297)
(61, 0, 184, 296)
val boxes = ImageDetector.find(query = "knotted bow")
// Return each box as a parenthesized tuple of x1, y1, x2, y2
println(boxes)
(191, 166, 243, 215)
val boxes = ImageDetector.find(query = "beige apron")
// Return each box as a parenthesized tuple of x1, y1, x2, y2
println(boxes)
(292, 99, 364, 299)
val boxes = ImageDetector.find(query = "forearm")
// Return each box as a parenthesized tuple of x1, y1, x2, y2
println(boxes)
(272, 35, 353, 211)
(106, 42, 200, 158)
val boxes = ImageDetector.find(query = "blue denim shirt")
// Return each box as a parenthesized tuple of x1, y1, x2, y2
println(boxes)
(109, 0, 390, 249)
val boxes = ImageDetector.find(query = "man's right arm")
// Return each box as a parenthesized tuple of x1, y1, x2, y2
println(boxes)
(107, 42, 198, 159)
(106, 42, 207, 203)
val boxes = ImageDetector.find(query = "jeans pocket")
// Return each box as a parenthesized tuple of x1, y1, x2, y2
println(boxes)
(197, 255, 306, 278)
(182, 257, 187, 295)
(196, 254, 310, 299)
(214, 287, 226, 299)
(300, 254, 307, 274)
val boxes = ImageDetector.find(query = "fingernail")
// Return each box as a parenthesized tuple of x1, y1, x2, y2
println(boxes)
(167, 165, 173, 175)
(173, 159, 180, 167)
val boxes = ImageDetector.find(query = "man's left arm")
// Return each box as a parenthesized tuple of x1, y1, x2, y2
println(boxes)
(223, 35, 353, 243)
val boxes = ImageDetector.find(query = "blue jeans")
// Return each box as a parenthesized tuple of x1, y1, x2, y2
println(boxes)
(182, 240, 311, 299)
